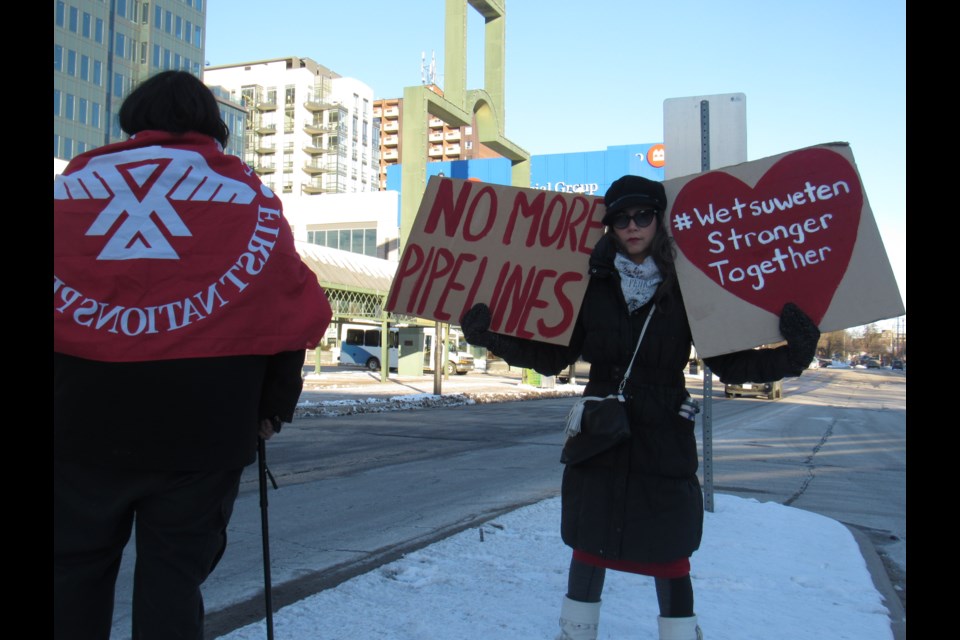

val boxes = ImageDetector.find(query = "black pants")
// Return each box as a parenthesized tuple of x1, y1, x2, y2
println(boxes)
(566, 555, 694, 618)
(54, 460, 244, 640)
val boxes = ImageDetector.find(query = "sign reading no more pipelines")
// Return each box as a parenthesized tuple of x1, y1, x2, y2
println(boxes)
(386, 177, 607, 346)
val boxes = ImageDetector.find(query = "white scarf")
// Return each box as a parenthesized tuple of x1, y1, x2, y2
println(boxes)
(614, 252, 662, 312)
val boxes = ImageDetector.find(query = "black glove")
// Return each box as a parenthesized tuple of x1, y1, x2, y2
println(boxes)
(459, 303, 521, 363)
(460, 303, 494, 348)
(779, 302, 820, 374)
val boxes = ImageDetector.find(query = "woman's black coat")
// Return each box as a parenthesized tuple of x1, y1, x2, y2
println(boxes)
(492, 234, 798, 563)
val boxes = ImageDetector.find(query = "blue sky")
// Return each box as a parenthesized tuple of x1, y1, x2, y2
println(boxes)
(205, 0, 906, 313)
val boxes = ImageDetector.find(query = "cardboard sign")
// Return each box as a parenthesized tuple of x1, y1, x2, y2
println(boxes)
(665, 142, 904, 358)
(386, 177, 606, 345)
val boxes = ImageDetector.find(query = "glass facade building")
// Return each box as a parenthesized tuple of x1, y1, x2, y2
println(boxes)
(54, 0, 209, 161)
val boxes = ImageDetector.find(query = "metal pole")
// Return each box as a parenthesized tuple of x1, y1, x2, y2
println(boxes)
(699, 98, 715, 513)
(257, 437, 275, 640)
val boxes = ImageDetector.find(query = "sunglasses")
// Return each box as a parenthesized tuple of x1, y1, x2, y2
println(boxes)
(611, 209, 658, 229)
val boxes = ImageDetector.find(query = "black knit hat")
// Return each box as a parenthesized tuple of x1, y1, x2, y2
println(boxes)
(601, 175, 667, 226)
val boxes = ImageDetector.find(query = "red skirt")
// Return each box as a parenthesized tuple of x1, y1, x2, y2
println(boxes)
(573, 549, 691, 578)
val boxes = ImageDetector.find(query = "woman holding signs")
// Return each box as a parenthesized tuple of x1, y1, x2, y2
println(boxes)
(460, 175, 819, 640)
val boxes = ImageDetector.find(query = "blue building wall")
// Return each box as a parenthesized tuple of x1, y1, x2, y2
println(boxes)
(385, 142, 666, 227)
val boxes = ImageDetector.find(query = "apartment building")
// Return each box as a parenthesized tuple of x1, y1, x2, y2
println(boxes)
(373, 84, 502, 191)
(53, 0, 216, 161)
(204, 57, 380, 199)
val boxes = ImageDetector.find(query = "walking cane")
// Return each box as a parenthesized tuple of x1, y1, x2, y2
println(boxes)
(258, 435, 278, 640)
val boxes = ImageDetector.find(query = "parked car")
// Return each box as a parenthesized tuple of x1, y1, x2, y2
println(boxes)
(724, 379, 783, 400)
(865, 358, 882, 369)
(891, 359, 904, 370)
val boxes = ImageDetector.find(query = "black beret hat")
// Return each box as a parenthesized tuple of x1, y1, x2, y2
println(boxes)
(601, 175, 668, 226)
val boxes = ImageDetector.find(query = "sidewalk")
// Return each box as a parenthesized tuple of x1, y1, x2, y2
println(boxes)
(288, 365, 904, 639)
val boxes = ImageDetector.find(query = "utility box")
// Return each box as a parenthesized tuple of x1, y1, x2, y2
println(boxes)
(397, 327, 425, 376)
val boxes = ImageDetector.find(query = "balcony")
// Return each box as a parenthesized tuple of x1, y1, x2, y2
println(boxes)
(254, 123, 276, 135)
(444, 130, 461, 141)
(445, 144, 461, 156)
(303, 122, 325, 135)
(382, 134, 399, 147)
(382, 149, 398, 161)
(304, 97, 338, 112)
(372, 107, 382, 118)
(428, 131, 444, 143)
(255, 143, 276, 154)
(254, 164, 276, 175)
(383, 106, 400, 118)
(428, 117, 444, 128)
(303, 143, 334, 155)
(428, 145, 444, 158)
(302, 160, 336, 175)
(302, 180, 343, 195)
(382, 121, 399, 133)
(256, 101, 277, 111)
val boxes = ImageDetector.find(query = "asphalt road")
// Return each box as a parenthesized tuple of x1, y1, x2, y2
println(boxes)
(106, 366, 905, 639)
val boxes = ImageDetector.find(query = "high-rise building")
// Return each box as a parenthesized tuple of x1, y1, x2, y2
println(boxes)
(204, 57, 380, 198)
(373, 86, 503, 191)
(53, 0, 211, 161)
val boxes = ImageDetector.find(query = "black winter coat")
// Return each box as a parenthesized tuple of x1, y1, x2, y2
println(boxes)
(494, 234, 797, 563)
(54, 349, 306, 471)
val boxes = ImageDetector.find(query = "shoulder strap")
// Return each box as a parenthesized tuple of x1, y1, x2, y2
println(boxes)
(618, 304, 656, 396)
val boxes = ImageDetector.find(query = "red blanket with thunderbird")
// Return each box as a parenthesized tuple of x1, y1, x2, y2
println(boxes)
(54, 130, 332, 362)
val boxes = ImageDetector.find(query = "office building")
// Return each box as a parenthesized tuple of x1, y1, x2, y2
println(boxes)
(54, 0, 210, 161)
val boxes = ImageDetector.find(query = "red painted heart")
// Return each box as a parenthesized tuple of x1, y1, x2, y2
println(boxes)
(669, 147, 862, 325)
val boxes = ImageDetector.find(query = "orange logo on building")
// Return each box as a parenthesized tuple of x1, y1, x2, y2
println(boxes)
(647, 144, 665, 168)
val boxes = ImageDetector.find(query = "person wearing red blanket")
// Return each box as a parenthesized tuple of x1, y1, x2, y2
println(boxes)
(53, 70, 332, 640)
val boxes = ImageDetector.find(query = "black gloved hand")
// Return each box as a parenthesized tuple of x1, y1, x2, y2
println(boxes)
(779, 302, 820, 374)
(460, 303, 494, 348)
(459, 302, 521, 363)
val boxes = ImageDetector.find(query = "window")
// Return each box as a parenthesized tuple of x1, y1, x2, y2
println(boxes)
(91, 102, 101, 127)
(153, 44, 160, 67)
(95, 18, 104, 43)
(65, 94, 75, 120)
(285, 86, 295, 106)
(54, 134, 61, 158)
(78, 98, 88, 125)
(54, 45, 63, 72)
(67, 50, 77, 76)
(64, 138, 74, 159)
(69, 6, 79, 32)
(175, 16, 182, 39)
(154, 5, 161, 28)
(185, 20, 192, 42)
(117, 0, 127, 18)
(164, 10, 172, 33)
(115, 33, 125, 58)
(54, 89, 62, 117)
(82, 12, 92, 37)
(80, 55, 89, 81)
(94, 60, 103, 85)
(113, 72, 124, 98)
(194, 25, 202, 48)
(55, 2, 65, 27)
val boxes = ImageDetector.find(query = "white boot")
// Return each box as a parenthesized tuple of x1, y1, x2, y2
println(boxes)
(658, 615, 703, 640)
(555, 596, 601, 640)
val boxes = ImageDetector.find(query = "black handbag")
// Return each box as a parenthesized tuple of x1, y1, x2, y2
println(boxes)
(560, 305, 655, 466)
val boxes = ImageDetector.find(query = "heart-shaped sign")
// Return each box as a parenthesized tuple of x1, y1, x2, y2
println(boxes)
(669, 147, 862, 325)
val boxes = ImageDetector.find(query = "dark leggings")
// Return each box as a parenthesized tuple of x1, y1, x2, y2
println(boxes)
(566, 556, 694, 617)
